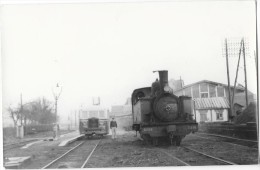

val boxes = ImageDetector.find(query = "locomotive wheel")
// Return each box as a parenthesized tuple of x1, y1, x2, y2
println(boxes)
(175, 136, 182, 146)
(152, 137, 159, 146)
(141, 134, 151, 145)
(169, 133, 175, 145)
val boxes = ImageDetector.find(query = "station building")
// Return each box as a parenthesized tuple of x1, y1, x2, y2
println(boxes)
(172, 80, 255, 123)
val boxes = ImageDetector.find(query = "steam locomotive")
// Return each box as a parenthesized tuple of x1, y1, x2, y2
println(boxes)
(132, 70, 198, 146)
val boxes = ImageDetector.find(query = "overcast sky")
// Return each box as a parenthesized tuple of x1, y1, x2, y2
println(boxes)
(1, 0, 257, 124)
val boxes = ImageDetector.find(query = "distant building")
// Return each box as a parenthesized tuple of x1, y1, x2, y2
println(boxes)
(168, 79, 184, 91)
(110, 98, 132, 117)
(110, 98, 133, 129)
(173, 80, 255, 123)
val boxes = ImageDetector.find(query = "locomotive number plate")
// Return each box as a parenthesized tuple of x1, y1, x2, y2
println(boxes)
(143, 128, 153, 132)
(187, 126, 198, 130)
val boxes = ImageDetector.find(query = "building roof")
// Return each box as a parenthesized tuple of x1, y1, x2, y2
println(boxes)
(194, 97, 230, 110)
(173, 80, 244, 93)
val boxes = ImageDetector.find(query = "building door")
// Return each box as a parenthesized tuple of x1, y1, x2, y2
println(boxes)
(199, 110, 208, 122)
(216, 109, 224, 120)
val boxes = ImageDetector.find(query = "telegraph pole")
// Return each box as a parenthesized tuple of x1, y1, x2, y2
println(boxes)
(232, 40, 243, 106)
(16, 93, 25, 138)
(20, 93, 23, 125)
(242, 39, 249, 107)
(75, 110, 77, 128)
(52, 83, 62, 139)
(225, 39, 233, 120)
(55, 97, 58, 122)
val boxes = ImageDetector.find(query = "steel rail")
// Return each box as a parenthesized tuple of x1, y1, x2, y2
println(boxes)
(157, 149, 190, 166)
(182, 146, 238, 165)
(81, 139, 101, 168)
(136, 136, 190, 166)
(197, 132, 258, 143)
(41, 141, 85, 169)
(193, 134, 258, 150)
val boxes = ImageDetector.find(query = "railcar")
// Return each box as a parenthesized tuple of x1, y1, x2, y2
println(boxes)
(132, 70, 198, 146)
(79, 106, 109, 137)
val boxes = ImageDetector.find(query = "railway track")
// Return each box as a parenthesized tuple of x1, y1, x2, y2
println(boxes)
(181, 133, 259, 165)
(156, 146, 237, 166)
(195, 132, 258, 149)
(181, 146, 237, 165)
(138, 135, 240, 166)
(156, 149, 190, 166)
(41, 139, 101, 169)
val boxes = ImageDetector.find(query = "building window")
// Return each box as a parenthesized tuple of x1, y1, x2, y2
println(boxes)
(200, 83, 209, 98)
(199, 110, 208, 122)
(192, 84, 200, 98)
(217, 86, 225, 97)
(136, 92, 145, 101)
(200, 83, 208, 91)
(209, 84, 216, 97)
(216, 110, 224, 120)
(201, 93, 208, 98)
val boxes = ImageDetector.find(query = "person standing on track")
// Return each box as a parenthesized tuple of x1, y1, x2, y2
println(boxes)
(110, 117, 117, 139)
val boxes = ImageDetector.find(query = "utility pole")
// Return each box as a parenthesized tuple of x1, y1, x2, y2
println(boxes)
(242, 39, 249, 107)
(225, 39, 233, 120)
(55, 97, 58, 122)
(232, 40, 243, 106)
(75, 110, 77, 128)
(20, 93, 23, 125)
(16, 93, 25, 138)
(52, 83, 62, 139)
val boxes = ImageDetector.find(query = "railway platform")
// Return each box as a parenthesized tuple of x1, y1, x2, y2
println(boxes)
(3, 130, 81, 169)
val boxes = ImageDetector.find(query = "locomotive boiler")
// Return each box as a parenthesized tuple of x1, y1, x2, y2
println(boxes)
(132, 70, 198, 146)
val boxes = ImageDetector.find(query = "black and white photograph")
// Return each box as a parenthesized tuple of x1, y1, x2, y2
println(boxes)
(1, 0, 259, 169)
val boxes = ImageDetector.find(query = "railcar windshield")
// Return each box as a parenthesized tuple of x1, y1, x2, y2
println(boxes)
(80, 109, 108, 119)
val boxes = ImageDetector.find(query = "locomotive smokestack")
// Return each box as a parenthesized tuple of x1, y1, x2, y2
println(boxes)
(153, 70, 168, 92)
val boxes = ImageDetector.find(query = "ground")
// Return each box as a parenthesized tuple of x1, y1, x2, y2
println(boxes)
(2, 130, 259, 168)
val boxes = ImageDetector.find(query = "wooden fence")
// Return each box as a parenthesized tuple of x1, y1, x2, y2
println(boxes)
(24, 124, 54, 135)
(198, 122, 258, 140)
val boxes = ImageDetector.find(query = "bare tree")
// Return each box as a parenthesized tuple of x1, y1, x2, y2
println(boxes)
(28, 97, 56, 124)
(7, 106, 20, 126)
(7, 97, 56, 126)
